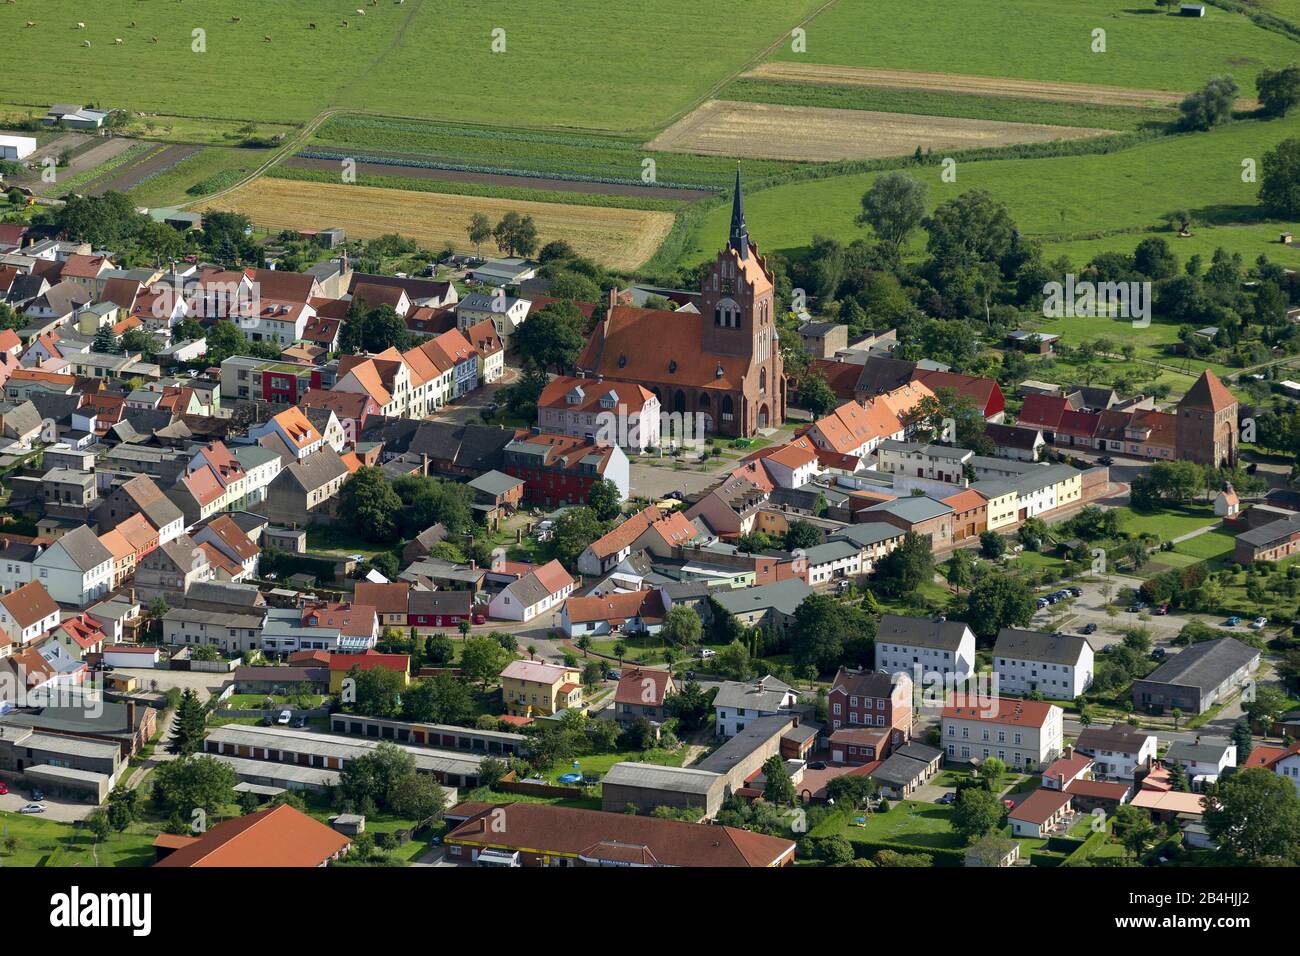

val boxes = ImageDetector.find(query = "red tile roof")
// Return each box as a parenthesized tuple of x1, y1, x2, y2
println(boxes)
(154, 804, 350, 867)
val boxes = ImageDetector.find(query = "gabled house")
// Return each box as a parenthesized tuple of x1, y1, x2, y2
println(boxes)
(1073, 722, 1157, 782)
(487, 559, 575, 623)
(875, 613, 976, 684)
(31, 525, 113, 606)
(713, 676, 798, 738)
(560, 589, 666, 638)
(992, 627, 1095, 700)
(613, 667, 677, 726)
(500, 660, 583, 718)
(827, 667, 912, 764)
(0, 581, 61, 647)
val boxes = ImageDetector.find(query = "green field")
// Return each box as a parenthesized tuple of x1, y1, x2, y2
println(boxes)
(772, 0, 1300, 91)
(306, 115, 801, 191)
(1, 0, 826, 130)
(670, 109, 1300, 266)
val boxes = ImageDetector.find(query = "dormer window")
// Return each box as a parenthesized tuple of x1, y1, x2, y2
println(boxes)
(617, 353, 627, 368)
(715, 363, 724, 379)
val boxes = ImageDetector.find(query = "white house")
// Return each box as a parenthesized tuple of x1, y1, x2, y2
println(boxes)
(942, 697, 1063, 771)
(876, 613, 977, 685)
(1165, 739, 1236, 788)
(456, 290, 531, 338)
(32, 525, 113, 606)
(993, 627, 1094, 700)
(712, 676, 799, 738)
(0, 581, 61, 646)
(0, 134, 37, 161)
(1074, 722, 1158, 782)
(487, 559, 575, 623)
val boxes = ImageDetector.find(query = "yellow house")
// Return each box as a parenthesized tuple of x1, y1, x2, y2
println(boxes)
(328, 653, 412, 694)
(1051, 470, 1083, 512)
(500, 660, 583, 718)
(980, 485, 1020, 531)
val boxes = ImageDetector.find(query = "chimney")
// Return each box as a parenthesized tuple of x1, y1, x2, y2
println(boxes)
(126, 699, 136, 732)
(1063, 744, 1073, 759)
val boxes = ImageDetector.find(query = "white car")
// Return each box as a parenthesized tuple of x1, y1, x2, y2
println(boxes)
(277, 709, 292, 725)
(18, 803, 45, 814)
(696, 648, 716, 659)
(1250, 617, 1268, 629)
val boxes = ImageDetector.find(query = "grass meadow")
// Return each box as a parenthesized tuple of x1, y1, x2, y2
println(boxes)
(0, 0, 826, 130)
(772, 0, 1300, 92)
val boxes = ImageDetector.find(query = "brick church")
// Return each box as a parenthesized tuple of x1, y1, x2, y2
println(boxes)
(576, 171, 785, 438)
(1175, 368, 1238, 468)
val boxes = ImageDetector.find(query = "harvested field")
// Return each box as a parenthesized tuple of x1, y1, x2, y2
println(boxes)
(646, 100, 1112, 162)
(202, 178, 675, 271)
(743, 63, 1261, 111)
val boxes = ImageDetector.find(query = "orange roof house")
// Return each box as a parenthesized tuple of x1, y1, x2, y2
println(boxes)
(154, 804, 351, 867)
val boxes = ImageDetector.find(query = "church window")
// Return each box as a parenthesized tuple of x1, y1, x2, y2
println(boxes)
(668, 360, 677, 374)
(721, 395, 734, 422)
(759, 368, 767, 396)
(714, 307, 722, 326)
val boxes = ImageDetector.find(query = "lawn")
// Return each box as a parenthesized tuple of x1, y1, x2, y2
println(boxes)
(224, 693, 325, 710)
(304, 525, 395, 560)
(0, 813, 157, 867)
(815, 799, 966, 850)
(537, 745, 687, 784)
(1111, 504, 1222, 542)
(770, 0, 1298, 93)
(126, 146, 264, 208)
(0, 0, 826, 131)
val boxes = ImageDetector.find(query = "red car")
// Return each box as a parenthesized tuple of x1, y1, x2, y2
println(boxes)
(1155, 604, 1171, 616)
(1003, 799, 1015, 810)
(472, 614, 486, 625)
(0, 781, 8, 795)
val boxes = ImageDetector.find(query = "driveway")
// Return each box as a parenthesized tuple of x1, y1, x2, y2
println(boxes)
(0, 789, 95, 823)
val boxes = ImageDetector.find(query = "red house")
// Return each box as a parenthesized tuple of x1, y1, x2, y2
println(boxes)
(408, 589, 474, 631)
(826, 667, 913, 765)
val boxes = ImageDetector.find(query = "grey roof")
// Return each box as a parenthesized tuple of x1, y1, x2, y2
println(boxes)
(877, 439, 973, 461)
(184, 580, 264, 609)
(799, 540, 859, 565)
(710, 579, 811, 618)
(1235, 511, 1300, 548)
(895, 742, 943, 763)
(1165, 740, 1233, 765)
(602, 762, 721, 794)
(696, 714, 795, 774)
(877, 613, 973, 651)
(165, 608, 266, 629)
(44, 524, 112, 572)
(204, 724, 482, 777)
(829, 523, 905, 549)
(281, 447, 348, 492)
(861, 495, 953, 523)
(869, 752, 933, 787)
(994, 627, 1091, 666)
(711, 677, 796, 714)
(232, 444, 282, 471)
(468, 469, 524, 497)
(1139, 638, 1260, 692)
(1075, 722, 1153, 755)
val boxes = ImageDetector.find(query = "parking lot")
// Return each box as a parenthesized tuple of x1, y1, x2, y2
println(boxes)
(0, 786, 96, 823)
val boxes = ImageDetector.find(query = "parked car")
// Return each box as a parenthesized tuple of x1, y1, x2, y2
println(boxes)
(1036, 598, 1048, 610)
(937, 791, 956, 805)
(292, 716, 308, 729)
(1225, 616, 1241, 627)
(1080, 623, 1098, 635)
(1068, 587, 1083, 597)
(472, 613, 486, 625)
(18, 803, 45, 814)
(1128, 603, 1147, 613)
(1151, 648, 1167, 660)
(31, 789, 45, 801)
(606, 670, 620, 681)
(277, 710, 292, 725)
(0, 781, 8, 795)
(1098, 456, 1114, 466)
(1155, 604, 1171, 615)
(1251, 616, 1268, 629)
(696, 647, 716, 659)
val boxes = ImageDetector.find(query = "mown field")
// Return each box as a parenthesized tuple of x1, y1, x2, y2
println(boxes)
(0, 0, 827, 130)
(770, 0, 1300, 92)
(202, 177, 676, 269)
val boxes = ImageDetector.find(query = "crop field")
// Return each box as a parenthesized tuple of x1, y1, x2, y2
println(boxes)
(721, 78, 1173, 131)
(769, 0, 1300, 93)
(202, 177, 676, 270)
(646, 99, 1113, 162)
(125, 147, 263, 209)
(743, 63, 1195, 109)
(668, 109, 1300, 266)
(0, 0, 826, 130)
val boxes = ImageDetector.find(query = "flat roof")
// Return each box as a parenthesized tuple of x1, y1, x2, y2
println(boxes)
(205, 725, 482, 776)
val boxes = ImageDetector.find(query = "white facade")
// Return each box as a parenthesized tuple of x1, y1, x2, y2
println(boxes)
(33, 540, 113, 606)
(876, 627, 977, 684)
(995, 643, 1095, 700)
(942, 706, 1063, 770)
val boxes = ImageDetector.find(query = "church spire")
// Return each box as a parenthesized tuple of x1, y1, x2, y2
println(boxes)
(729, 166, 749, 260)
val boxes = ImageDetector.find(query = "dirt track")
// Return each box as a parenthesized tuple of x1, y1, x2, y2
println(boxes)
(743, 62, 1260, 110)
(646, 99, 1112, 162)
